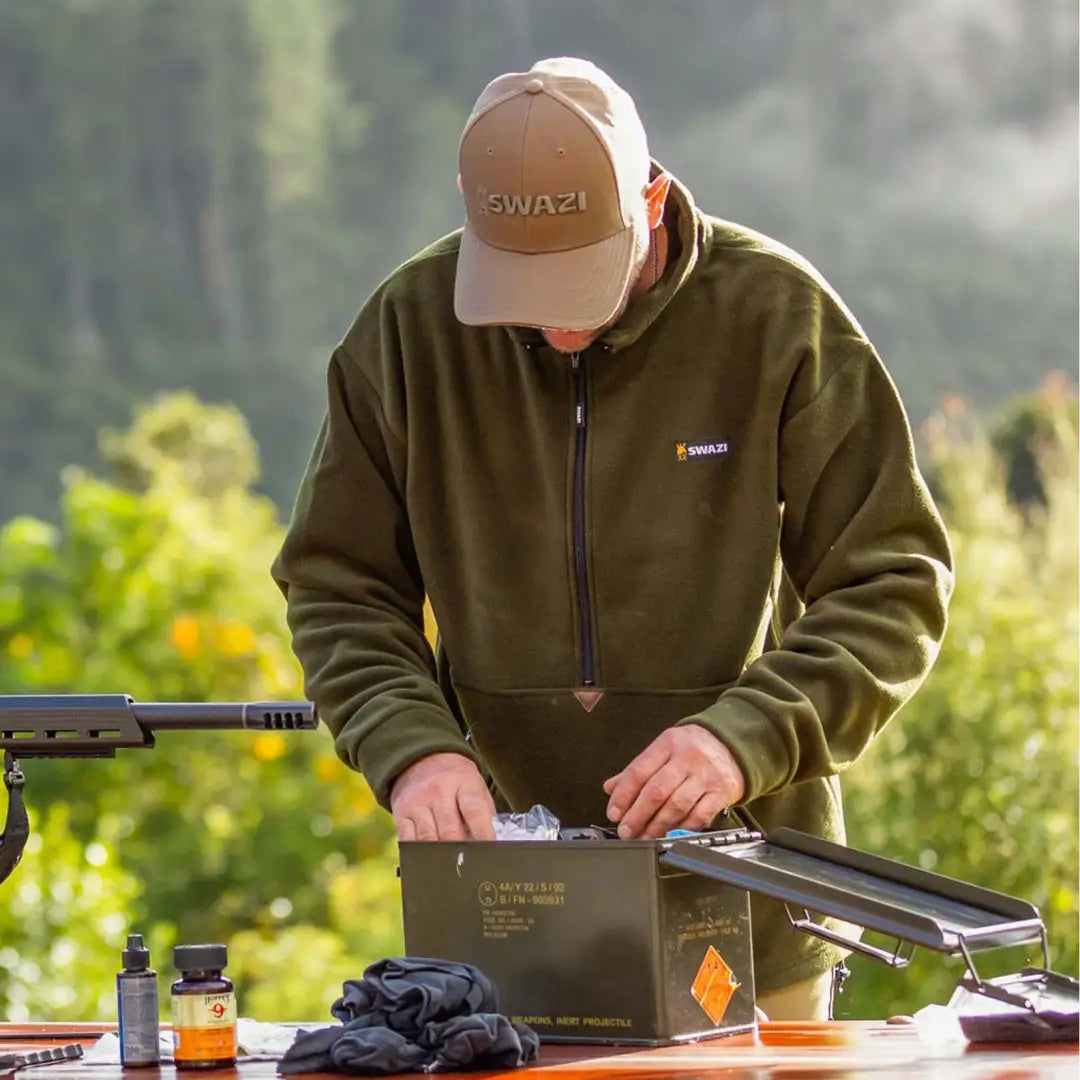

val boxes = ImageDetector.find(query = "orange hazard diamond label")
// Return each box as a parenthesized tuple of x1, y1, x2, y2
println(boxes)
(690, 945, 741, 1025)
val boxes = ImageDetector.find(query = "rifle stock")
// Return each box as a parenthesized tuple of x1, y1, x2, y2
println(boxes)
(0, 694, 318, 757)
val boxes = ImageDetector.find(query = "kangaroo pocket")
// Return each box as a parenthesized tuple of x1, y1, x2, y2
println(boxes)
(453, 682, 735, 826)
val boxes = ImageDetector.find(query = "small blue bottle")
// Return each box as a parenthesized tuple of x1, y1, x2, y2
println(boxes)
(117, 933, 160, 1067)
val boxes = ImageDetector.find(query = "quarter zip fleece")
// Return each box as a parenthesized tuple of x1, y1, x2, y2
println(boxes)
(272, 172, 953, 991)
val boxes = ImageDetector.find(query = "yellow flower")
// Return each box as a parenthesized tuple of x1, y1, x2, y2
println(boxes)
(170, 615, 201, 659)
(7, 633, 34, 659)
(215, 621, 257, 657)
(252, 732, 287, 762)
(353, 779, 376, 816)
(315, 755, 340, 782)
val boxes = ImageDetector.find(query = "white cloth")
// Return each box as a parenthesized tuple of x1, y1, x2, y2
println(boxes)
(82, 1020, 337, 1065)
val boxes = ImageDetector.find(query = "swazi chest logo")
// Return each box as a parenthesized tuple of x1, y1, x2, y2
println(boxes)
(675, 439, 729, 462)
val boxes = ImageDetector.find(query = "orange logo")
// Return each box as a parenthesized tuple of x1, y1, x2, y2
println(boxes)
(675, 442, 688, 462)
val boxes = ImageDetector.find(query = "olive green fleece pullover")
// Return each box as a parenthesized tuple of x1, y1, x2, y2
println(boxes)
(271, 172, 953, 992)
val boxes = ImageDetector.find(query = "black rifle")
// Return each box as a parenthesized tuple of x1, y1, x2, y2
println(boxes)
(0, 694, 318, 884)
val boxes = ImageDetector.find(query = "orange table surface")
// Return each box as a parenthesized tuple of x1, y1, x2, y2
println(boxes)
(2, 1019, 1077, 1079)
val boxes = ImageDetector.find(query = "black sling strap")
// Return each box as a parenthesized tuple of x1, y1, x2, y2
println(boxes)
(0, 751, 28, 885)
(0, 1044, 84, 1076)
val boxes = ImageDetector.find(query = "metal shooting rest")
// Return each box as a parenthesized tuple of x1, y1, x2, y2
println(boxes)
(661, 827, 1078, 1038)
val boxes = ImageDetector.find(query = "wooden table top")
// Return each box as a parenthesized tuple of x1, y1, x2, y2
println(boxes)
(2, 1020, 1076, 1079)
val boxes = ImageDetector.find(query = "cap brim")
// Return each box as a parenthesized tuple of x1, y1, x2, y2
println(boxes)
(454, 223, 639, 331)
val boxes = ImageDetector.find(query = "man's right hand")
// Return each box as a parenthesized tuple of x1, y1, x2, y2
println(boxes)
(389, 752, 497, 842)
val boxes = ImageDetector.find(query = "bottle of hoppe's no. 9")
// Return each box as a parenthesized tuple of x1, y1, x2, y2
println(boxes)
(170, 943, 237, 1070)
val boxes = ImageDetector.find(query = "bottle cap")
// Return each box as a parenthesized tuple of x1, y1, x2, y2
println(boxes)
(122, 933, 151, 971)
(174, 943, 228, 972)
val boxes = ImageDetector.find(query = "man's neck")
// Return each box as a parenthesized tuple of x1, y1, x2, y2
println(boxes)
(538, 223, 670, 354)
(631, 222, 669, 297)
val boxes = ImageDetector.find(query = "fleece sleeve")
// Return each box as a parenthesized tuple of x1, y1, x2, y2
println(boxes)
(681, 296, 954, 803)
(271, 344, 479, 809)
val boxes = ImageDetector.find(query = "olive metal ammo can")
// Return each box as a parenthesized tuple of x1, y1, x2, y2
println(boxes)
(399, 828, 757, 1045)
(401, 824, 1067, 1047)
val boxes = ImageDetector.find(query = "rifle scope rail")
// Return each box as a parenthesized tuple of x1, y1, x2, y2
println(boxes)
(0, 694, 318, 757)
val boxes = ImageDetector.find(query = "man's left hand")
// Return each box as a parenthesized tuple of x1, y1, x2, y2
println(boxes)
(603, 725, 746, 839)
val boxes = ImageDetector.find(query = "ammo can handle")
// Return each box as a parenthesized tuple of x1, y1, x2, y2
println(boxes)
(784, 907, 913, 968)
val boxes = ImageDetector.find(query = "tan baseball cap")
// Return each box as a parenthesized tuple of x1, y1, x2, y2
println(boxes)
(454, 57, 652, 331)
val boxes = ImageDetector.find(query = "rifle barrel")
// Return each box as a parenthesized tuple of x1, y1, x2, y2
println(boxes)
(134, 702, 317, 730)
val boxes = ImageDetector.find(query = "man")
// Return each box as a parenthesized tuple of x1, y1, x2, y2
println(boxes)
(272, 57, 953, 1020)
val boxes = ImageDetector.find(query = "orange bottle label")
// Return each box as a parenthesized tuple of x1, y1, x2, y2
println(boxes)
(172, 992, 237, 1061)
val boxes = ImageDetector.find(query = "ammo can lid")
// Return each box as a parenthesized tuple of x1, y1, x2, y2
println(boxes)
(660, 827, 1046, 958)
(174, 943, 228, 972)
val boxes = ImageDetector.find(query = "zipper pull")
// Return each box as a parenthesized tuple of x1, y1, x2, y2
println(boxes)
(571, 352, 585, 428)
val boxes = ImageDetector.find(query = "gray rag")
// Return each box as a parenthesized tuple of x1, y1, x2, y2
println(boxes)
(278, 957, 539, 1075)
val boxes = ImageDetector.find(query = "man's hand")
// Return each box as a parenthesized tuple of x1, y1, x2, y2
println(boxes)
(603, 725, 745, 839)
(389, 752, 497, 842)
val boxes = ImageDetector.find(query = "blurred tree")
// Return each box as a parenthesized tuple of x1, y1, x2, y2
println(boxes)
(990, 373, 1079, 510)
(0, 0, 373, 520)
(0, 807, 141, 1023)
(99, 389, 260, 497)
(0, 393, 400, 1020)
(228, 836, 405, 1021)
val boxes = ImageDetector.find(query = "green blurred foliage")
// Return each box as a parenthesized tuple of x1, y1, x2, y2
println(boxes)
(0, 805, 141, 1020)
(229, 838, 405, 1021)
(989, 376, 1080, 510)
(1, 386, 1077, 1022)
(840, 377, 1079, 1018)
(0, 393, 400, 1022)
